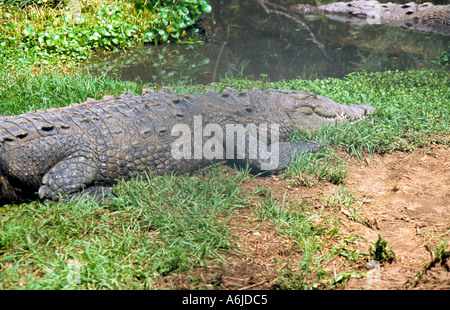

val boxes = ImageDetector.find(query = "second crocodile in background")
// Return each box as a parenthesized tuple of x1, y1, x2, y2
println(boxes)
(0, 88, 375, 204)
(290, 1, 450, 36)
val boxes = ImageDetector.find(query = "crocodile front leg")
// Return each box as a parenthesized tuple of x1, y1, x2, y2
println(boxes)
(1, 135, 99, 202)
(225, 125, 325, 173)
(38, 136, 99, 201)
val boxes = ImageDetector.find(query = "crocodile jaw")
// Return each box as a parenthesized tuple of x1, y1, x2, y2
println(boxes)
(287, 94, 376, 129)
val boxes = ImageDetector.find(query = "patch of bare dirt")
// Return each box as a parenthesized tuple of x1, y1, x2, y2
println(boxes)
(160, 147, 450, 290)
(344, 147, 450, 289)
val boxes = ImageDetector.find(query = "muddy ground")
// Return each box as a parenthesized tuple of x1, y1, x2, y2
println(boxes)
(163, 147, 450, 290)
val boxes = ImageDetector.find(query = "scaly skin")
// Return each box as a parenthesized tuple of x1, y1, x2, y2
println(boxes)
(290, 1, 450, 36)
(0, 88, 375, 204)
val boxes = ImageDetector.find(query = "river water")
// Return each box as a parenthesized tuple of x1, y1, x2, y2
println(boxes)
(86, 0, 449, 85)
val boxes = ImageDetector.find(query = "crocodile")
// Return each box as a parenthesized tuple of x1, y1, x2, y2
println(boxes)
(290, 1, 450, 36)
(0, 88, 375, 204)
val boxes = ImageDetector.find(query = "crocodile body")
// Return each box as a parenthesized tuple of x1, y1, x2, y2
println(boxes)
(290, 1, 450, 36)
(0, 88, 375, 204)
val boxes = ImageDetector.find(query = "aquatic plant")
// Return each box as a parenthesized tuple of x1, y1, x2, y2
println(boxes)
(0, 0, 211, 62)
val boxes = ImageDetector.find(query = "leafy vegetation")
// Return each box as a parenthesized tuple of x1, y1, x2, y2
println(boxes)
(134, 0, 211, 42)
(0, 0, 211, 63)
(435, 45, 450, 67)
(0, 0, 64, 8)
(369, 235, 395, 264)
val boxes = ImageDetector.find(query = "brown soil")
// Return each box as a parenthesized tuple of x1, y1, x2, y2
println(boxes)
(162, 147, 450, 290)
(342, 147, 450, 289)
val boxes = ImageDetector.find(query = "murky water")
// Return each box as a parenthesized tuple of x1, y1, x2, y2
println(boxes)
(86, 0, 449, 85)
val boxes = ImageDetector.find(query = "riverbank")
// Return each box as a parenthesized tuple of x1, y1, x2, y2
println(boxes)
(0, 0, 449, 291)
(0, 66, 448, 289)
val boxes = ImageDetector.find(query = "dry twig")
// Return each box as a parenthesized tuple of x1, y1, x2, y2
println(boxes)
(255, 0, 333, 61)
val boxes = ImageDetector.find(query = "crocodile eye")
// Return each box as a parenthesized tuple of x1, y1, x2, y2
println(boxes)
(296, 106, 314, 115)
(244, 107, 253, 113)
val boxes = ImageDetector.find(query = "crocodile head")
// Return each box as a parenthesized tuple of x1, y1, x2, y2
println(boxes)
(278, 90, 376, 129)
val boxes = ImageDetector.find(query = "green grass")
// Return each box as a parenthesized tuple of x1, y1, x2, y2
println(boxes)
(0, 67, 448, 289)
(284, 149, 349, 187)
(2, 67, 448, 152)
(0, 165, 247, 289)
(369, 235, 395, 265)
(252, 187, 330, 289)
(0, 67, 143, 114)
(283, 69, 450, 157)
(408, 239, 450, 288)
(253, 187, 364, 289)
(1, 0, 448, 292)
(203, 69, 450, 157)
